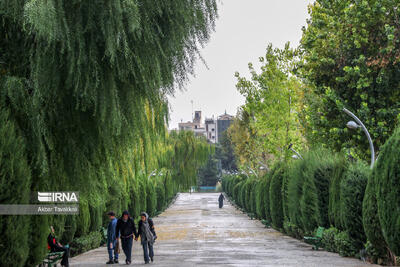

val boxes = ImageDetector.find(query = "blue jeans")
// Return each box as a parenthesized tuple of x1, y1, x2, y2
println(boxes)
(121, 237, 133, 262)
(107, 240, 118, 261)
(142, 240, 154, 263)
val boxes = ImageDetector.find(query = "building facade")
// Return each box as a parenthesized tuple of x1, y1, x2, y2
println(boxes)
(216, 111, 234, 143)
(178, 110, 234, 144)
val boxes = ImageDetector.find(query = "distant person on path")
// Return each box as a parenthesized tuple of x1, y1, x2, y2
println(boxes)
(47, 226, 70, 267)
(136, 212, 157, 264)
(116, 210, 137, 265)
(218, 193, 225, 208)
(106, 211, 119, 264)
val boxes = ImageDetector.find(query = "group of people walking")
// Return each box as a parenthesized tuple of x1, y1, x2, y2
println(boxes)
(107, 210, 157, 265)
(47, 194, 224, 266)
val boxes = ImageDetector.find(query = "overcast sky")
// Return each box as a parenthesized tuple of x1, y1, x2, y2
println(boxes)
(167, 0, 314, 129)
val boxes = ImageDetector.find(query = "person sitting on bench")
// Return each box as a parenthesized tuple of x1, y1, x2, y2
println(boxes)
(47, 226, 69, 267)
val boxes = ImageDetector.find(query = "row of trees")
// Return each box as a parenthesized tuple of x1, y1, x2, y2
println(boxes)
(0, 1, 217, 266)
(224, 0, 400, 265)
(223, 129, 399, 264)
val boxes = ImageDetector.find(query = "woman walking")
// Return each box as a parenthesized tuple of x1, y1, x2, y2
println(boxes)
(218, 193, 225, 208)
(136, 212, 156, 264)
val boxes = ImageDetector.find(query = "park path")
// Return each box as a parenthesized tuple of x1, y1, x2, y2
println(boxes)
(70, 193, 377, 266)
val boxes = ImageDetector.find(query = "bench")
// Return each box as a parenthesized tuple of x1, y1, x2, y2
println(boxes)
(41, 251, 64, 267)
(304, 226, 325, 250)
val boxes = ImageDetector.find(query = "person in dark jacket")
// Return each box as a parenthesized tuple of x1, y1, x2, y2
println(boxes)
(47, 226, 69, 267)
(106, 211, 118, 264)
(218, 193, 225, 208)
(136, 212, 156, 264)
(116, 210, 137, 265)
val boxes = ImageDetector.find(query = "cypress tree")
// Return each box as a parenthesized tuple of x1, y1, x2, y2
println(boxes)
(340, 162, 369, 250)
(374, 127, 400, 255)
(269, 163, 285, 229)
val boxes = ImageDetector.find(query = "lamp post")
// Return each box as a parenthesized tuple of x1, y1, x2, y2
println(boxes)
(241, 170, 250, 178)
(288, 144, 303, 159)
(343, 108, 375, 169)
(147, 169, 157, 180)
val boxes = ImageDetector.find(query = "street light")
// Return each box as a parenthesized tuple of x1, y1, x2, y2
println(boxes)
(343, 108, 375, 169)
(288, 144, 303, 159)
(248, 167, 258, 178)
(241, 170, 250, 178)
(147, 169, 157, 180)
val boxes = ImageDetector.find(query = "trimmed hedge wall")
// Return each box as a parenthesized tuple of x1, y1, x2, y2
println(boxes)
(222, 140, 399, 264)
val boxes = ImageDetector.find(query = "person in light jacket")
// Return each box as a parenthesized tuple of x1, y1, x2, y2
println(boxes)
(106, 211, 118, 264)
(136, 212, 157, 264)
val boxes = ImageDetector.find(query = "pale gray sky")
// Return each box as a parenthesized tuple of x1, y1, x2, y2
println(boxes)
(168, 0, 314, 129)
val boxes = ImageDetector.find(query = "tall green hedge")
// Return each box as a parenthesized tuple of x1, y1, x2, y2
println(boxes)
(223, 138, 399, 263)
(328, 157, 348, 230)
(340, 162, 369, 250)
(287, 156, 307, 228)
(255, 176, 267, 219)
(263, 173, 272, 222)
(362, 164, 387, 259)
(374, 127, 400, 255)
(269, 163, 285, 229)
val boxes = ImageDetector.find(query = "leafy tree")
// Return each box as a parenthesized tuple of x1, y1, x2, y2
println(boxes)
(215, 130, 237, 171)
(234, 43, 306, 164)
(198, 154, 219, 186)
(0, 1, 217, 265)
(300, 0, 400, 159)
(228, 108, 265, 168)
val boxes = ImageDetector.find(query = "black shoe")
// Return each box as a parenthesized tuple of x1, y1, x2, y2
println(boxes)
(126, 260, 131, 265)
(150, 257, 153, 262)
(114, 259, 119, 264)
(106, 260, 114, 264)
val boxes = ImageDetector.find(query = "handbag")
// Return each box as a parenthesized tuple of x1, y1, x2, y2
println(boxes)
(114, 239, 121, 254)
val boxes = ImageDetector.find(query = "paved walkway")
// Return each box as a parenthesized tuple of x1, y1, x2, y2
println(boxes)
(70, 193, 377, 266)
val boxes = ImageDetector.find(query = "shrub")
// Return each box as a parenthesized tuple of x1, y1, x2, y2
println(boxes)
(334, 231, 357, 257)
(322, 227, 339, 252)
(283, 220, 304, 239)
(340, 161, 369, 250)
(374, 127, 400, 255)
(70, 231, 102, 256)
